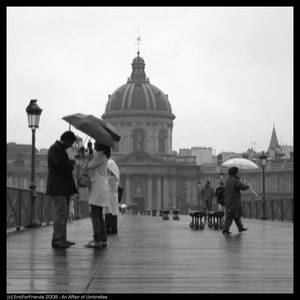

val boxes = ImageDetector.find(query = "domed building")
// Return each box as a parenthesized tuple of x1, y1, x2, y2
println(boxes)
(102, 51, 200, 213)
(102, 51, 175, 155)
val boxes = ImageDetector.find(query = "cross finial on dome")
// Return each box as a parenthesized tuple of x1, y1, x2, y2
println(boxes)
(136, 27, 142, 56)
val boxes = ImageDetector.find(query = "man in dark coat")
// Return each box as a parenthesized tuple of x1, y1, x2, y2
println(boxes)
(46, 131, 78, 248)
(222, 167, 249, 235)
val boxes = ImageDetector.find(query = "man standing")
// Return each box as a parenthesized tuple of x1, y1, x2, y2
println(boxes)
(201, 180, 214, 211)
(46, 131, 78, 248)
(222, 166, 249, 235)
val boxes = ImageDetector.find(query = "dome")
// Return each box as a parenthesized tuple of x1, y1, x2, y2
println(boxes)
(102, 52, 175, 120)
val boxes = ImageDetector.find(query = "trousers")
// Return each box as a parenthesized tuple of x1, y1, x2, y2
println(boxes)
(52, 195, 70, 243)
(223, 207, 244, 232)
(90, 205, 107, 242)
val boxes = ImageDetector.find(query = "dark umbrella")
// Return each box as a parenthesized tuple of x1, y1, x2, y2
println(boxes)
(87, 115, 121, 142)
(62, 113, 120, 148)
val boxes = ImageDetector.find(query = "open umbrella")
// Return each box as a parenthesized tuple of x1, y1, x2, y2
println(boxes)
(62, 113, 120, 148)
(88, 115, 121, 142)
(107, 159, 120, 180)
(222, 158, 259, 170)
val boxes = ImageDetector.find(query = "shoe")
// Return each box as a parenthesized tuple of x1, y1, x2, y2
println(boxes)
(52, 242, 71, 248)
(84, 240, 102, 248)
(66, 240, 76, 246)
(239, 228, 248, 232)
(222, 230, 232, 235)
(100, 242, 108, 248)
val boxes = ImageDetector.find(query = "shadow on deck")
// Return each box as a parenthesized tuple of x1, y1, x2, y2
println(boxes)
(7, 214, 293, 294)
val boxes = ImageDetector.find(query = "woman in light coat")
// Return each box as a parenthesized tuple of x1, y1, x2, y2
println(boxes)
(85, 142, 111, 248)
(105, 159, 120, 234)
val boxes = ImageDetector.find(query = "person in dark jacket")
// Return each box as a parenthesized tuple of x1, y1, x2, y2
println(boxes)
(46, 131, 78, 248)
(222, 167, 249, 235)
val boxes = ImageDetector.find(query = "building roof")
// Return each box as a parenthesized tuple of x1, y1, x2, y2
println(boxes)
(7, 143, 38, 160)
(102, 52, 175, 120)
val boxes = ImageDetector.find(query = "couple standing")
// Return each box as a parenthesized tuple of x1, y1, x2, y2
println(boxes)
(46, 131, 118, 249)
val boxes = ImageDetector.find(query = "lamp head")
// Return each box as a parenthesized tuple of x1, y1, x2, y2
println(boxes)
(26, 99, 42, 129)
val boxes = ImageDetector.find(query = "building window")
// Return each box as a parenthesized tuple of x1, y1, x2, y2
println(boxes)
(133, 129, 145, 152)
(159, 129, 167, 153)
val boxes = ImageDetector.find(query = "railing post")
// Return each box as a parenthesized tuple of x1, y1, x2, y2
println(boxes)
(291, 199, 293, 222)
(248, 202, 251, 219)
(40, 193, 43, 225)
(47, 195, 51, 225)
(280, 199, 284, 221)
(271, 199, 274, 221)
(17, 189, 22, 231)
(255, 200, 258, 219)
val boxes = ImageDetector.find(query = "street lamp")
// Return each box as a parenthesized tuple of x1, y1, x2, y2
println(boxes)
(260, 151, 268, 220)
(25, 99, 42, 228)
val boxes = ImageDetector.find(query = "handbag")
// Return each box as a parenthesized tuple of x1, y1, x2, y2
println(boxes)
(79, 163, 90, 188)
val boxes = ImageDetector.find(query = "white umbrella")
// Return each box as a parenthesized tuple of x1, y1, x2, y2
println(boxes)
(107, 159, 120, 180)
(221, 158, 259, 170)
(120, 203, 127, 208)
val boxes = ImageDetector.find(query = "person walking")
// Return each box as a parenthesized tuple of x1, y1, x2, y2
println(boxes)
(105, 159, 120, 235)
(85, 142, 111, 248)
(46, 131, 78, 248)
(222, 166, 249, 235)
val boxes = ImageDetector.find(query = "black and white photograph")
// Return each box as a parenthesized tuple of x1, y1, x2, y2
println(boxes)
(6, 6, 293, 294)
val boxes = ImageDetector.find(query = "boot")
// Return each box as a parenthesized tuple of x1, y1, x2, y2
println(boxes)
(105, 213, 112, 234)
(111, 215, 118, 234)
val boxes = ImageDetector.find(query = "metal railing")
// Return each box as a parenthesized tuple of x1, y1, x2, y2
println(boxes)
(7, 187, 90, 231)
(241, 198, 293, 222)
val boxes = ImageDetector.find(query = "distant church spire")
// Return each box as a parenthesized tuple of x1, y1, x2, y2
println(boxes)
(268, 124, 280, 151)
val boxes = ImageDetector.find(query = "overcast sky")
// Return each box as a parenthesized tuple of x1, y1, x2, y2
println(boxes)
(7, 6, 293, 154)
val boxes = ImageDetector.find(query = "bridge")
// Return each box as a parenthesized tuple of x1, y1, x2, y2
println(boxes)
(7, 189, 293, 294)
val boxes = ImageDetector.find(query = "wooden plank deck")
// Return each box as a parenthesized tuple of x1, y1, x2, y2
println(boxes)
(7, 214, 293, 294)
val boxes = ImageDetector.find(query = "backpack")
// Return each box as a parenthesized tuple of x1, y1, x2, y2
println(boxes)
(215, 187, 225, 206)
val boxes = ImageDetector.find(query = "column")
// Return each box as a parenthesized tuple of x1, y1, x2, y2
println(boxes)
(148, 176, 152, 211)
(125, 175, 130, 205)
(172, 177, 177, 209)
(157, 176, 161, 211)
(163, 176, 169, 210)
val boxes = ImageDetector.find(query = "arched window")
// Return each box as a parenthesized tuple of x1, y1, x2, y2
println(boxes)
(159, 129, 167, 153)
(133, 129, 145, 152)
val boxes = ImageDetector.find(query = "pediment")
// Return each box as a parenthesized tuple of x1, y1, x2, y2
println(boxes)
(115, 152, 166, 164)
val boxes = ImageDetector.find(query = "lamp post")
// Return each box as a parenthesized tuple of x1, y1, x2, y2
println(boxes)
(197, 182, 201, 210)
(25, 99, 42, 228)
(260, 152, 268, 220)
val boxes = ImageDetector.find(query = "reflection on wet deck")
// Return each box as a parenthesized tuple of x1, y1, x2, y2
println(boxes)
(7, 215, 293, 293)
